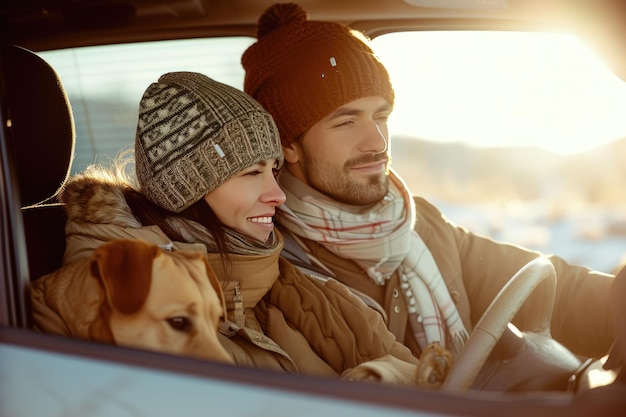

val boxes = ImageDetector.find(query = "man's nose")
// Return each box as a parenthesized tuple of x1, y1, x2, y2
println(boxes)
(361, 121, 388, 154)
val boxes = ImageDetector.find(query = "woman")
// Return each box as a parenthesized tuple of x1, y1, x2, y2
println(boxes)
(30, 72, 435, 386)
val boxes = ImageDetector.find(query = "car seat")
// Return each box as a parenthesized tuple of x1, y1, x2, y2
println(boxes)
(0, 44, 74, 325)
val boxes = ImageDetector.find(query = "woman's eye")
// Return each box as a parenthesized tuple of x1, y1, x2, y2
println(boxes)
(244, 170, 262, 176)
(167, 316, 192, 332)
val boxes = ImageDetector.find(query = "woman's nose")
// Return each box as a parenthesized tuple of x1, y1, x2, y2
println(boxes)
(263, 173, 286, 206)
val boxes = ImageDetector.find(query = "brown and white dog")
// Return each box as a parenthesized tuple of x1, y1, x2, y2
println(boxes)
(88, 239, 233, 364)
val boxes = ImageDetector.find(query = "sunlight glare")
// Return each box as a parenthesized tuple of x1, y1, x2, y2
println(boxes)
(372, 31, 626, 155)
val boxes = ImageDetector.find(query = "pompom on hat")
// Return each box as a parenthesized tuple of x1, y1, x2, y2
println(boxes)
(135, 72, 283, 213)
(242, 3, 395, 146)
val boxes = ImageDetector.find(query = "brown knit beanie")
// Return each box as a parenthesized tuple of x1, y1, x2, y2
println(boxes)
(242, 3, 395, 146)
(135, 72, 283, 213)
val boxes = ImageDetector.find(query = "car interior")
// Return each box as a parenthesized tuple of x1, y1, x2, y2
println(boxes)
(1, 44, 74, 329)
(1, 1, 626, 415)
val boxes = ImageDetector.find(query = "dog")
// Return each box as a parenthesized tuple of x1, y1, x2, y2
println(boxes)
(88, 239, 233, 364)
(416, 342, 453, 388)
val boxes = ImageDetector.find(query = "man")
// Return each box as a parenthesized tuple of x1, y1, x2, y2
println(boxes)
(241, 2, 614, 371)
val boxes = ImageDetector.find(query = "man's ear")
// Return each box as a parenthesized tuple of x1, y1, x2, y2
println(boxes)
(90, 240, 157, 315)
(282, 141, 300, 164)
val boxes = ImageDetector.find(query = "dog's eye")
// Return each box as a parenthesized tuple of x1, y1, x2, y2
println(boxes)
(167, 316, 192, 332)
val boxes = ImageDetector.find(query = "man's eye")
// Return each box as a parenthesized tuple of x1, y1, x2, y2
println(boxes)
(167, 316, 192, 332)
(334, 120, 354, 128)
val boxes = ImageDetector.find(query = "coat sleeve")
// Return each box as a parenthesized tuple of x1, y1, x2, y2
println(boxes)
(415, 197, 615, 359)
(271, 258, 420, 381)
(340, 354, 420, 386)
(322, 278, 421, 365)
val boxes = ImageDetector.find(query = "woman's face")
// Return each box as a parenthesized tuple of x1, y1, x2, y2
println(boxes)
(203, 158, 286, 243)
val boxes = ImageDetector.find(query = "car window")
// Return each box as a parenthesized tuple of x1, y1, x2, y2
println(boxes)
(38, 31, 626, 273)
(371, 31, 626, 155)
(38, 37, 255, 174)
(370, 31, 626, 274)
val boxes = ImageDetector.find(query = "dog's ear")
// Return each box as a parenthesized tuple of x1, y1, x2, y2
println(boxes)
(90, 240, 158, 315)
(201, 257, 228, 321)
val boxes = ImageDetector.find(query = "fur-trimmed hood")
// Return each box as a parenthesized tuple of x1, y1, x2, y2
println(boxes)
(59, 167, 173, 265)
(60, 167, 142, 229)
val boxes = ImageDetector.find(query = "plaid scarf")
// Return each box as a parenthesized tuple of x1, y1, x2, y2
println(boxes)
(277, 169, 469, 354)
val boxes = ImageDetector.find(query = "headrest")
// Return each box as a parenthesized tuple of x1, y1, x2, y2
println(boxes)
(1, 44, 75, 207)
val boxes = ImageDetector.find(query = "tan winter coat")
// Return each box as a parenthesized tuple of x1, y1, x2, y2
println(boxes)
(30, 172, 421, 385)
(279, 196, 615, 360)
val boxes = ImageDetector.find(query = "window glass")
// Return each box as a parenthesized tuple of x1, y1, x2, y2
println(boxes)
(372, 31, 626, 155)
(39, 37, 255, 174)
(38, 32, 626, 273)
(370, 31, 626, 273)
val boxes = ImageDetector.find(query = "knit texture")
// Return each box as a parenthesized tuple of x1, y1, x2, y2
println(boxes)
(135, 72, 283, 212)
(242, 3, 394, 145)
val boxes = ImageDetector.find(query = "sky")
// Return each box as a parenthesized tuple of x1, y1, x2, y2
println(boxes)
(372, 31, 626, 155)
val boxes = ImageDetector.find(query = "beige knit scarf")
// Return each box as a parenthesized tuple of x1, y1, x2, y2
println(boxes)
(277, 169, 469, 354)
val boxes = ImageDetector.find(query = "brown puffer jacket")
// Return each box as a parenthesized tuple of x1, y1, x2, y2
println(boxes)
(30, 169, 421, 385)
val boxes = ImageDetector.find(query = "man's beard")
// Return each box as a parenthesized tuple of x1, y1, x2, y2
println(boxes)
(301, 149, 390, 206)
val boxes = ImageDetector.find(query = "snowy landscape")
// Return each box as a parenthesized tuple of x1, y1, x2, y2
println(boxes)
(392, 136, 626, 274)
(434, 199, 626, 273)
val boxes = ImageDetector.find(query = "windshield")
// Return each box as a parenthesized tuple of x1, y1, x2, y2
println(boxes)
(38, 30, 626, 274)
(372, 31, 626, 155)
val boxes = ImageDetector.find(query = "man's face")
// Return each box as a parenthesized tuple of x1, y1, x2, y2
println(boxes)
(283, 96, 392, 206)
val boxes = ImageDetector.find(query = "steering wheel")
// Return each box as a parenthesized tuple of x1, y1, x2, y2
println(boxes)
(441, 256, 557, 391)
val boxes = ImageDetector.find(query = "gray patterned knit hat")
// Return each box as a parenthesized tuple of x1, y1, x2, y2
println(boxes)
(135, 72, 283, 213)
